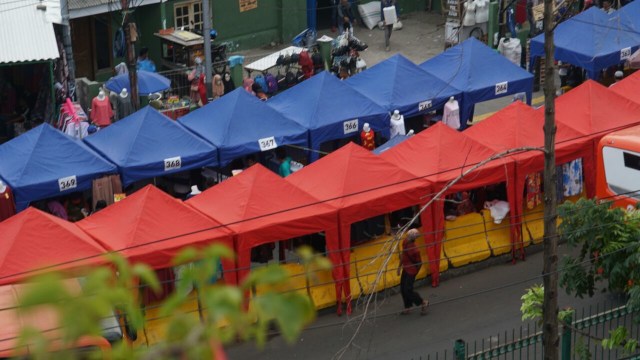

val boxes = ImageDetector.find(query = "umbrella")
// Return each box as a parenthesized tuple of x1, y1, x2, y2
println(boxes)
(104, 70, 171, 96)
(628, 49, 640, 69)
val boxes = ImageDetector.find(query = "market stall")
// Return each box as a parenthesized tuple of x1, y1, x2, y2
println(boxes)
(178, 88, 309, 167)
(267, 72, 390, 162)
(0, 124, 117, 211)
(83, 106, 218, 186)
(420, 38, 533, 129)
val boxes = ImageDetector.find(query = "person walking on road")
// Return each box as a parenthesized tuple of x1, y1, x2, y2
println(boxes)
(397, 228, 429, 315)
(381, 0, 396, 51)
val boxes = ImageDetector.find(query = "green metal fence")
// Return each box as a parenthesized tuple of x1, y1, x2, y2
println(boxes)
(418, 299, 640, 360)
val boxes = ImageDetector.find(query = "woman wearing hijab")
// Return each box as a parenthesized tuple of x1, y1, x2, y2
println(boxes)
(188, 57, 205, 105)
(222, 72, 235, 94)
(212, 74, 224, 100)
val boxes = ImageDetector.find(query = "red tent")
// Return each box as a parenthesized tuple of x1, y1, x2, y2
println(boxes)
(464, 101, 590, 251)
(287, 143, 431, 304)
(0, 208, 108, 285)
(555, 80, 640, 139)
(610, 70, 640, 105)
(381, 122, 517, 285)
(186, 165, 342, 300)
(77, 185, 236, 283)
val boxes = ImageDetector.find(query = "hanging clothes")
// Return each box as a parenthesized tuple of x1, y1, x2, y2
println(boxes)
(92, 175, 123, 210)
(90, 96, 113, 127)
(64, 121, 90, 139)
(0, 185, 16, 222)
(222, 72, 235, 94)
(562, 158, 583, 197)
(525, 172, 542, 209)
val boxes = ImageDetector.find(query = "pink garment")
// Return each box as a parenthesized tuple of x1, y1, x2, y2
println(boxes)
(47, 200, 68, 220)
(243, 78, 255, 95)
(90, 96, 113, 127)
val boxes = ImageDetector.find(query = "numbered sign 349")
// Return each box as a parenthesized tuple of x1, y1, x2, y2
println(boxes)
(164, 156, 182, 171)
(343, 119, 359, 135)
(58, 175, 78, 192)
(258, 136, 278, 151)
(495, 81, 508, 95)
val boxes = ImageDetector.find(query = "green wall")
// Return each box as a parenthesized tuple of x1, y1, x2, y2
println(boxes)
(133, 3, 164, 68)
(396, 0, 428, 14)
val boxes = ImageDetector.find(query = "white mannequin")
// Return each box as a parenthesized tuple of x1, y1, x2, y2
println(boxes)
(463, 0, 477, 27)
(97, 89, 106, 101)
(390, 109, 406, 138)
(473, 0, 489, 23)
(443, 96, 460, 130)
(0, 180, 6, 194)
(120, 88, 129, 98)
(363, 123, 371, 133)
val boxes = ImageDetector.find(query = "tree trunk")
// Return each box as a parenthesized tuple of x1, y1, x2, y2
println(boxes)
(122, 0, 139, 109)
(542, 0, 558, 357)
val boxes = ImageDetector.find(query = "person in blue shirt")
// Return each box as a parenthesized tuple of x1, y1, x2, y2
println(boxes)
(136, 47, 156, 72)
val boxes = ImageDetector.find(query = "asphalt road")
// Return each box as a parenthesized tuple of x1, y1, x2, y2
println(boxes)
(226, 244, 620, 360)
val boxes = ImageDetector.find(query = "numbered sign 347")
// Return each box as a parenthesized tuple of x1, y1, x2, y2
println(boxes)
(343, 119, 359, 135)
(258, 136, 278, 151)
(164, 156, 182, 171)
(58, 175, 78, 192)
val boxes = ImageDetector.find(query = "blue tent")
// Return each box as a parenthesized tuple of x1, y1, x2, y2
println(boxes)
(419, 38, 533, 129)
(178, 88, 309, 166)
(84, 106, 219, 186)
(530, 7, 640, 79)
(0, 124, 117, 211)
(611, 0, 640, 33)
(346, 54, 463, 118)
(268, 71, 390, 162)
(372, 134, 411, 155)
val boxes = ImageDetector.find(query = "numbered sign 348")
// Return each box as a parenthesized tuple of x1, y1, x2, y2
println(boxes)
(58, 175, 78, 192)
(164, 156, 182, 171)
(343, 119, 358, 135)
(259, 136, 278, 151)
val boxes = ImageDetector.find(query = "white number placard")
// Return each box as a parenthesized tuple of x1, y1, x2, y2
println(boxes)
(621, 47, 632, 61)
(343, 119, 359, 135)
(258, 136, 278, 151)
(164, 156, 182, 171)
(58, 175, 77, 192)
(418, 100, 433, 112)
(495, 81, 508, 95)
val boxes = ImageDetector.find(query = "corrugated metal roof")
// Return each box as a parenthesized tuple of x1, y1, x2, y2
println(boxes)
(69, 0, 112, 10)
(0, 1, 60, 64)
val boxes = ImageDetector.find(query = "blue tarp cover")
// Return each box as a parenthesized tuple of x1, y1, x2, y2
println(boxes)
(346, 54, 462, 118)
(178, 88, 309, 166)
(530, 7, 640, 78)
(84, 106, 219, 186)
(419, 38, 533, 128)
(373, 134, 411, 155)
(0, 124, 117, 211)
(268, 71, 390, 160)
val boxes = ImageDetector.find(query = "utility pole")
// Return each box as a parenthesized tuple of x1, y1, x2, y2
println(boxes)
(121, 0, 139, 109)
(541, 0, 558, 356)
(60, 0, 76, 100)
(202, 0, 213, 98)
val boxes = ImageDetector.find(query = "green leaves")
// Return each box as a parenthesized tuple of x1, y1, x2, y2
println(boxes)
(13, 243, 323, 359)
(520, 284, 544, 323)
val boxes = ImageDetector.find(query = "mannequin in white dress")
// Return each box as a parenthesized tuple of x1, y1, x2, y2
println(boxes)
(474, 0, 489, 23)
(390, 109, 406, 138)
(443, 96, 460, 130)
(463, 0, 477, 27)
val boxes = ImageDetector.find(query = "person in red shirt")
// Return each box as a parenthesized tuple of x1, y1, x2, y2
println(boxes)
(360, 123, 375, 151)
(397, 228, 429, 315)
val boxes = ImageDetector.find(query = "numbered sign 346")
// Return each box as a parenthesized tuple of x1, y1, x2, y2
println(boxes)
(343, 119, 359, 135)
(58, 175, 78, 192)
(164, 156, 182, 171)
(259, 136, 278, 151)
